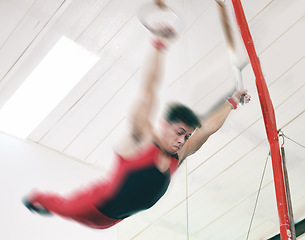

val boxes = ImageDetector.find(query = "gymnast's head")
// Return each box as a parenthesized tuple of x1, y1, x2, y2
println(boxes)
(158, 103, 201, 154)
(163, 103, 201, 129)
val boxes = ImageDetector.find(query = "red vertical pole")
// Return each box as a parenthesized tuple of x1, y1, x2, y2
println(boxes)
(231, 0, 291, 239)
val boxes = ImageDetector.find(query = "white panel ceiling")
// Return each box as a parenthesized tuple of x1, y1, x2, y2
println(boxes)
(0, 0, 304, 239)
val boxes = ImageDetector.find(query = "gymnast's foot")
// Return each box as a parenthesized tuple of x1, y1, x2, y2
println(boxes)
(22, 198, 52, 216)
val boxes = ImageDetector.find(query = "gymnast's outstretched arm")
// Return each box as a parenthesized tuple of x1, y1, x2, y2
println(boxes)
(129, 31, 174, 142)
(129, 44, 164, 141)
(180, 90, 251, 159)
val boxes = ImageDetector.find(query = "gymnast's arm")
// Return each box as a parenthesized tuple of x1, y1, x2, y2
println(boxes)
(179, 90, 250, 160)
(128, 40, 166, 141)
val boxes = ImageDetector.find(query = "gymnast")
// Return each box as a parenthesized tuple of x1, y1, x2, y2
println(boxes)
(23, 24, 250, 229)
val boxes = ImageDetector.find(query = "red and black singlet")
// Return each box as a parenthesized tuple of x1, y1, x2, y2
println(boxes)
(96, 142, 179, 219)
(24, 142, 179, 229)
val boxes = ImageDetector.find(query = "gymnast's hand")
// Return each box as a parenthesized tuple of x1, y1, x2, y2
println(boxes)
(155, 0, 166, 9)
(232, 89, 251, 104)
(154, 23, 177, 39)
(151, 23, 177, 51)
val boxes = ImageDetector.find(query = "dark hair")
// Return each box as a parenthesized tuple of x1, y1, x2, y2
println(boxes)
(163, 103, 201, 129)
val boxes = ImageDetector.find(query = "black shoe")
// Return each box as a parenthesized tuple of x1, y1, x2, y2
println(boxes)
(22, 198, 52, 216)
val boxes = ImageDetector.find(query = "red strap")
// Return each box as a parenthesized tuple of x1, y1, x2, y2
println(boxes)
(227, 97, 238, 109)
(169, 156, 179, 175)
(152, 39, 167, 51)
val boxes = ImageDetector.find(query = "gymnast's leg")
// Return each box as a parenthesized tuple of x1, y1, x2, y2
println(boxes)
(23, 186, 122, 229)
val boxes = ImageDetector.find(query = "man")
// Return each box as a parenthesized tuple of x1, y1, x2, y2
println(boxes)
(23, 27, 250, 229)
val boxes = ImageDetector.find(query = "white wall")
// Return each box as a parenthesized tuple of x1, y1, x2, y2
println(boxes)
(0, 132, 117, 240)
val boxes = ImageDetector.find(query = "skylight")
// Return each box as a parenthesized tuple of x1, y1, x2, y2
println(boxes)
(0, 36, 100, 139)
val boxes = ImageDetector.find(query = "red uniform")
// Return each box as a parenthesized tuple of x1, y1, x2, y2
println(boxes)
(25, 143, 179, 229)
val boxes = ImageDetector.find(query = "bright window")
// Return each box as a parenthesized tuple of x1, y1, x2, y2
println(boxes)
(0, 36, 100, 139)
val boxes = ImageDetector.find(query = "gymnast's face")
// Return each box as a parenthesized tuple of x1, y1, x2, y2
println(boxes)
(159, 120, 195, 154)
